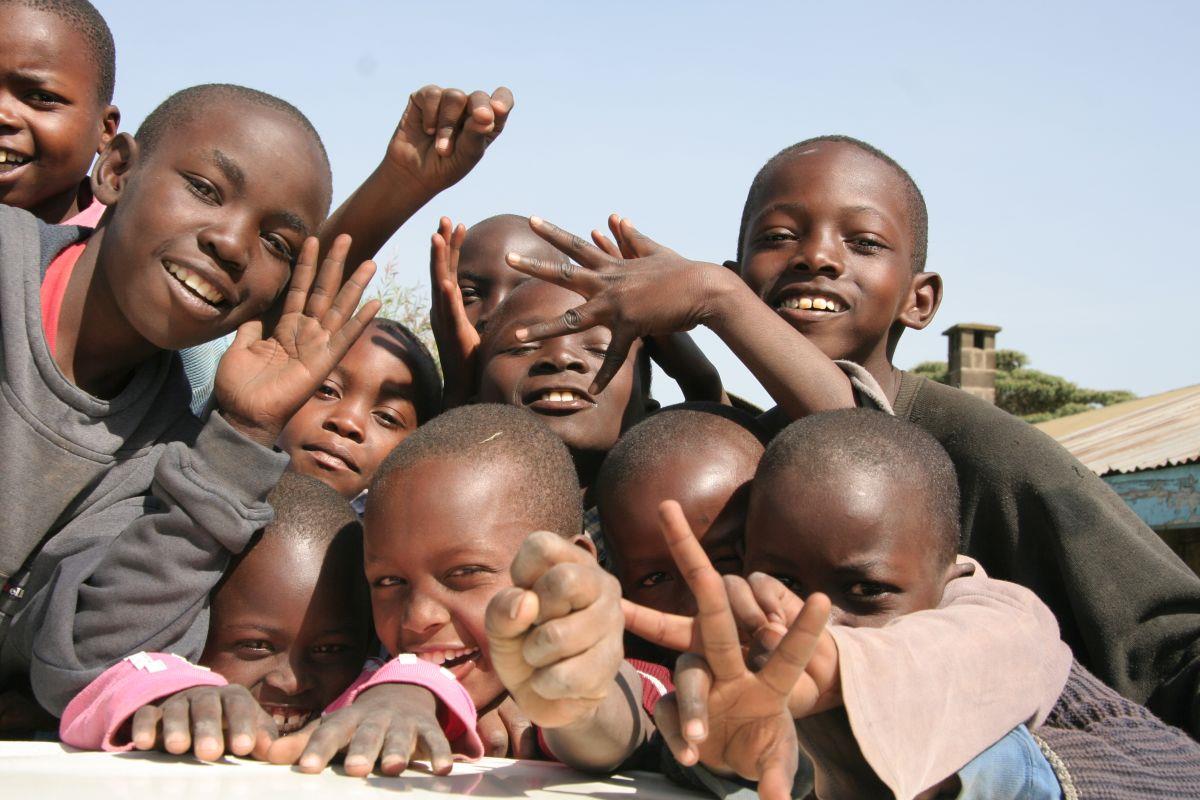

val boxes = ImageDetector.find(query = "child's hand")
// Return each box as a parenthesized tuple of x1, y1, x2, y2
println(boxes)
(648, 501, 831, 800)
(429, 217, 479, 408)
(129, 684, 277, 762)
(383, 85, 514, 198)
(475, 696, 537, 758)
(266, 683, 452, 777)
(505, 216, 728, 394)
(591, 220, 726, 404)
(485, 531, 625, 730)
(215, 234, 380, 446)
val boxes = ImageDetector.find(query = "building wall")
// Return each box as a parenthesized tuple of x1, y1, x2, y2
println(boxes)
(1104, 462, 1200, 574)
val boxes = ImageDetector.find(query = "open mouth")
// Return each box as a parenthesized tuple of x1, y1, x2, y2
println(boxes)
(0, 148, 33, 175)
(415, 647, 482, 680)
(260, 705, 315, 735)
(522, 388, 596, 415)
(164, 260, 228, 308)
(773, 290, 849, 321)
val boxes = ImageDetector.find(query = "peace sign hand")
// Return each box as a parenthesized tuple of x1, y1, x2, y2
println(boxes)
(215, 234, 380, 446)
(646, 501, 832, 800)
(504, 216, 728, 395)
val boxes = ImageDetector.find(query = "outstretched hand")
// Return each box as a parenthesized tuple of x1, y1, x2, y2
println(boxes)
(385, 85, 514, 197)
(504, 216, 726, 394)
(648, 501, 831, 800)
(130, 684, 277, 762)
(215, 234, 380, 446)
(429, 217, 479, 408)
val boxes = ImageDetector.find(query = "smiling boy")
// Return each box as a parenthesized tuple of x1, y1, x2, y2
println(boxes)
(0, 83, 379, 716)
(0, 0, 119, 225)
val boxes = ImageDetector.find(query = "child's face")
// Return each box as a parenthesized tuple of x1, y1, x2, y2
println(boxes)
(738, 142, 920, 368)
(0, 6, 117, 221)
(477, 281, 643, 455)
(94, 101, 330, 351)
(457, 218, 556, 328)
(200, 530, 369, 734)
(364, 457, 542, 711)
(278, 323, 422, 499)
(604, 446, 751, 618)
(744, 468, 953, 628)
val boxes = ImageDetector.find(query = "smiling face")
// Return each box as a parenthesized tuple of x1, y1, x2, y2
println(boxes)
(738, 142, 929, 374)
(199, 530, 369, 734)
(457, 215, 554, 328)
(91, 100, 330, 352)
(477, 281, 643, 456)
(0, 5, 118, 222)
(365, 456, 549, 711)
(744, 464, 955, 628)
(278, 323, 423, 499)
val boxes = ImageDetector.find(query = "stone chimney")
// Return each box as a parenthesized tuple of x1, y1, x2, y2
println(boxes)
(943, 323, 1001, 404)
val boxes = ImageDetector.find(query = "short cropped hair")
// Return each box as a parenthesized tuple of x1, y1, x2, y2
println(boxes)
(134, 84, 331, 200)
(737, 135, 928, 272)
(371, 317, 442, 425)
(758, 409, 960, 566)
(265, 471, 361, 547)
(3, 0, 115, 103)
(597, 402, 768, 503)
(372, 404, 582, 535)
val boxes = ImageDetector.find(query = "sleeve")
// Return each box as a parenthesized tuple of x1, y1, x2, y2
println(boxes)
(626, 658, 674, 716)
(2, 412, 287, 715)
(795, 561, 1073, 800)
(58, 652, 226, 752)
(324, 654, 483, 759)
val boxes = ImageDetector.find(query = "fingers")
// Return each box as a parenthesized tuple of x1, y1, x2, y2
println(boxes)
(342, 715, 388, 777)
(434, 88, 469, 155)
(159, 693, 192, 755)
(226, 319, 264, 354)
(296, 714, 354, 773)
(326, 298, 381, 359)
(512, 300, 606, 344)
(725, 574, 771, 636)
(281, 237, 320, 317)
(621, 597, 700, 653)
(131, 704, 162, 751)
(757, 593, 831, 699)
(658, 501, 744, 681)
(484, 587, 540, 692)
(674, 653, 714, 746)
(747, 572, 805, 627)
(476, 708, 510, 757)
(411, 85, 443, 137)
(613, 217, 664, 258)
(504, 250, 604, 299)
(489, 86, 514, 137)
(527, 216, 609, 269)
(591, 230, 622, 259)
(189, 689, 225, 761)
(509, 530, 596, 591)
(305, 233, 350, 321)
(222, 688, 270, 757)
(266, 719, 318, 765)
(523, 574, 620, 668)
(652, 694, 697, 766)
(319, 256, 376, 337)
(419, 722, 454, 775)
(589, 330, 636, 395)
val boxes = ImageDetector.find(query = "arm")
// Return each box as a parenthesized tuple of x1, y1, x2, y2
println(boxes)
(541, 660, 652, 771)
(319, 86, 513, 269)
(504, 217, 853, 419)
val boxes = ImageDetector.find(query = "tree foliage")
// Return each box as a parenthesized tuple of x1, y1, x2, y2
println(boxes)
(911, 349, 1135, 423)
(365, 252, 440, 372)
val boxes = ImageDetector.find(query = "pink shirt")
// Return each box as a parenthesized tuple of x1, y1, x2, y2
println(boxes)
(64, 197, 105, 228)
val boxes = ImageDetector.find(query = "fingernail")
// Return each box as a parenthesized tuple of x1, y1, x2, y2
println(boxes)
(505, 251, 520, 265)
(509, 592, 527, 620)
(425, 127, 436, 135)
(686, 720, 705, 740)
(529, 216, 543, 226)
(345, 755, 367, 768)
(437, 137, 449, 152)
(300, 754, 321, 769)
(231, 734, 252, 752)
(515, 328, 529, 342)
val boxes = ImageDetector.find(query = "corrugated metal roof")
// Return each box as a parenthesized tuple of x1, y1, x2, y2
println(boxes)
(1035, 384, 1200, 476)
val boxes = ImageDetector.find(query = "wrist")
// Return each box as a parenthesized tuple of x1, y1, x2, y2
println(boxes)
(696, 263, 748, 330)
(219, 411, 281, 449)
(374, 158, 440, 209)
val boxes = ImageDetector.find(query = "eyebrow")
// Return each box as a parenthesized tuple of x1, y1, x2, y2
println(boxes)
(208, 149, 246, 193)
(221, 622, 284, 638)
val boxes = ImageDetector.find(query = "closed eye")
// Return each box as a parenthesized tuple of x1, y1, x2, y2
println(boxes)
(846, 235, 888, 254)
(184, 174, 220, 204)
(262, 232, 295, 262)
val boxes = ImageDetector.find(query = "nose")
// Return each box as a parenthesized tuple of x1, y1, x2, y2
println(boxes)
(401, 587, 451, 640)
(0, 92, 21, 132)
(198, 214, 254, 274)
(790, 227, 844, 277)
(322, 400, 368, 444)
(263, 654, 312, 696)
(531, 337, 587, 375)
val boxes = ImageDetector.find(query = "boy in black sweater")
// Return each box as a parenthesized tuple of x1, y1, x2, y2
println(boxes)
(500, 136, 1200, 737)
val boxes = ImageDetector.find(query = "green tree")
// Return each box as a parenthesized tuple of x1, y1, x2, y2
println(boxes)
(910, 350, 1135, 424)
(365, 251, 439, 372)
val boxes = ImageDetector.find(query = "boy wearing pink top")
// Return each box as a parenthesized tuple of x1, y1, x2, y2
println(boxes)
(60, 472, 482, 763)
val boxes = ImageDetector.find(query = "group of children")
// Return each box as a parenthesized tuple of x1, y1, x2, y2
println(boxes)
(2, 2, 1200, 798)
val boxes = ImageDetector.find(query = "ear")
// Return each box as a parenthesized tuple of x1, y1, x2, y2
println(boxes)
(942, 558, 975, 587)
(95, 105, 121, 155)
(722, 259, 740, 273)
(897, 271, 942, 331)
(91, 132, 138, 207)
(569, 532, 598, 561)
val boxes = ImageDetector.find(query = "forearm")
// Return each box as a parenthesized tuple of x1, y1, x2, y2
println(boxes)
(701, 266, 853, 417)
(318, 160, 434, 267)
(541, 662, 651, 772)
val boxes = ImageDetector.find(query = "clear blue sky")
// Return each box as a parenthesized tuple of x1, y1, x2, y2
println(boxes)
(95, 0, 1200, 408)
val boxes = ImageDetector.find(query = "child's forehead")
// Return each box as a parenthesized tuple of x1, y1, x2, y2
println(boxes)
(462, 218, 560, 272)
(2, 6, 99, 87)
(752, 142, 911, 224)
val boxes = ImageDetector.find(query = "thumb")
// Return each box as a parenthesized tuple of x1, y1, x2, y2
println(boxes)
(266, 718, 319, 765)
(756, 737, 800, 800)
(484, 587, 540, 686)
(227, 319, 264, 353)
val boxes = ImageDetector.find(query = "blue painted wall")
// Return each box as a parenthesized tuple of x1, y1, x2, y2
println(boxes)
(1104, 463, 1200, 530)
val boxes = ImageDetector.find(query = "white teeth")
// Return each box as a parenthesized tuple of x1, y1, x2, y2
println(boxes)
(416, 647, 477, 666)
(0, 149, 31, 165)
(799, 297, 813, 310)
(165, 262, 226, 305)
(542, 390, 578, 403)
